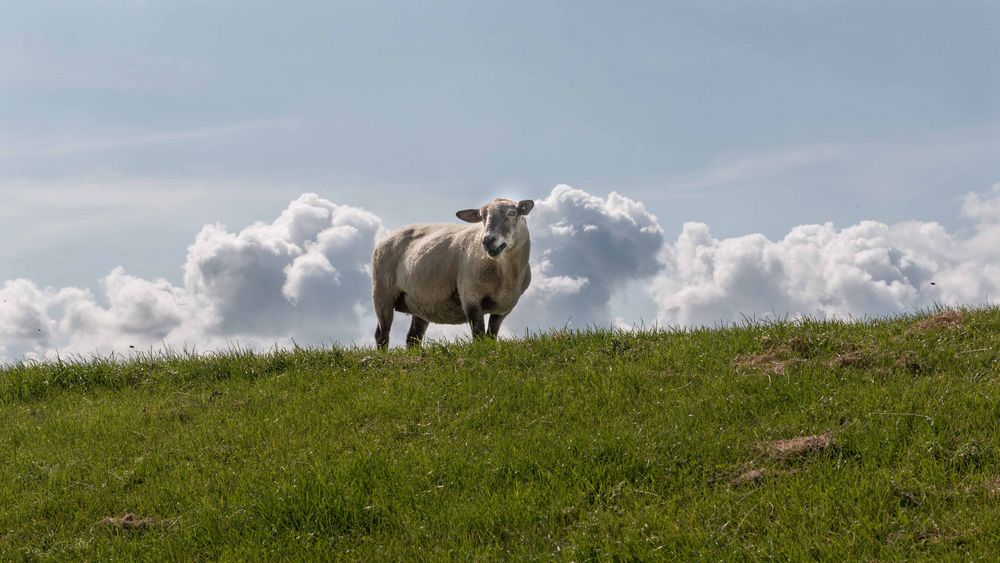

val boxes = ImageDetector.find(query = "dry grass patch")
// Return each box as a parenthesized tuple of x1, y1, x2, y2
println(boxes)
(888, 522, 964, 547)
(734, 334, 827, 374)
(768, 433, 834, 460)
(828, 346, 869, 368)
(98, 513, 159, 532)
(978, 476, 1000, 499)
(733, 346, 803, 375)
(731, 468, 764, 487)
(909, 311, 965, 333)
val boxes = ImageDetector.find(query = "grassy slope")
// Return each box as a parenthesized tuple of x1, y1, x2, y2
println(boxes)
(2, 309, 999, 560)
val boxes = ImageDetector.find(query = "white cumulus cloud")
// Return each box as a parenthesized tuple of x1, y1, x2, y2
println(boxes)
(2, 184, 999, 362)
(2, 193, 384, 361)
(513, 185, 665, 329)
(183, 193, 383, 341)
(652, 186, 1000, 326)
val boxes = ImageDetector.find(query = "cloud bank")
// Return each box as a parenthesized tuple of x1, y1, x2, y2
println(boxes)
(516, 185, 665, 328)
(1, 194, 385, 361)
(653, 184, 1000, 326)
(2, 184, 998, 362)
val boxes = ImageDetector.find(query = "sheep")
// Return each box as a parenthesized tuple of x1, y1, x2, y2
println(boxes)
(371, 198, 534, 349)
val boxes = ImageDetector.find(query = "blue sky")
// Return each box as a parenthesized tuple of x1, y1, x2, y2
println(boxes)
(2, 1, 999, 358)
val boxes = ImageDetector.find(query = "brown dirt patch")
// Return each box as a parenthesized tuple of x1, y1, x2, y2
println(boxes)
(99, 513, 159, 531)
(731, 468, 764, 487)
(768, 433, 834, 459)
(909, 311, 965, 333)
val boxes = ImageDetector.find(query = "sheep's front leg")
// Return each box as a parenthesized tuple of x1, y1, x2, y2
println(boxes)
(487, 314, 505, 339)
(464, 303, 486, 340)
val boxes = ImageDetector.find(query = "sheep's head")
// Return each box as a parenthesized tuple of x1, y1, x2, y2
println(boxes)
(456, 198, 534, 258)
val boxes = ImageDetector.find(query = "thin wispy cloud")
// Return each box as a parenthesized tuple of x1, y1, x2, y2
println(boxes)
(0, 118, 300, 161)
(0, 178, 219, 211)
(665, 144, 849, 193)
(656, 128, 1000, 201)
(0, 178, 251, 259)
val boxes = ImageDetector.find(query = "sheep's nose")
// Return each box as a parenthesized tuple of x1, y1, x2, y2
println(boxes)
(483, 234, 498, 247)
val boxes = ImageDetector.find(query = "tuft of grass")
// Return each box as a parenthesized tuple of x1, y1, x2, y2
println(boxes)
(2, 307, 1000, 559)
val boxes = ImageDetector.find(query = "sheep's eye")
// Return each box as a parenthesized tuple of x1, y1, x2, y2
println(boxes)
(507, 210, 516, 217)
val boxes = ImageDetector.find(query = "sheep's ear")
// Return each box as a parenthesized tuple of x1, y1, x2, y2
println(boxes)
(517, 200, 535, 216)
(456, 209, 483, 223)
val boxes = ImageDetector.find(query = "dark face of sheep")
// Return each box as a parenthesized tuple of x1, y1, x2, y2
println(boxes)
(456, 198, 534, 258)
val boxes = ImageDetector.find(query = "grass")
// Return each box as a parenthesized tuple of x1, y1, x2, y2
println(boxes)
(2, 307, 1000, 560)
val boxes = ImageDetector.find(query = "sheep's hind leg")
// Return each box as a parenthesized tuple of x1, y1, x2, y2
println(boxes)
(373, 292, 397, 350)
(374, 313, 393, 350)
(487, 314, 505, 339)
(406, 316, 429, 348)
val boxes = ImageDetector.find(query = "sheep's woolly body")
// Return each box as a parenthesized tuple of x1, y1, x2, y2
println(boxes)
(371, 199, 532, 348)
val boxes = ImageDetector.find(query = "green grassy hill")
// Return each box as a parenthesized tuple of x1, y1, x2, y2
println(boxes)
(3, 308, 1000, 560)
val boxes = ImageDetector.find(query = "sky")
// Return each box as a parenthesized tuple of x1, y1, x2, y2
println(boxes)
(2, 1, 999, 361)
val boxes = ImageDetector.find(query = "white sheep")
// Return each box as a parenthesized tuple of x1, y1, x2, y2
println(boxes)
(371, 198, 534, 348)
